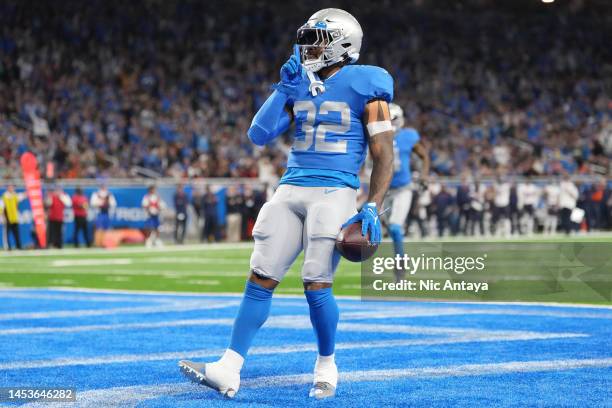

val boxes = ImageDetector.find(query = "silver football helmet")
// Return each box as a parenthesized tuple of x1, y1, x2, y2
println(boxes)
(389, 103, 405, 131)
(296, 8, 363, 72)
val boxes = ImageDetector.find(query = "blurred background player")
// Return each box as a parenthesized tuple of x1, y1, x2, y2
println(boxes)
(173, 184, 188, 244)
(45, 185, 71, 249)
(71, 187, 91, 247)
(226, 185, 244, 243)
(518, 176, 540, 236)
(468, 179, 486, 236)
(492, 175, 511, 237)
(179, 8, 395, 400)
(385, 103, 429, 280)
(1, 184, 26, 250)
(90, 185, 117, 247)
(559, 174, 579, 235)
(142, 185, 166, 248)
(544, 178, 561, 235)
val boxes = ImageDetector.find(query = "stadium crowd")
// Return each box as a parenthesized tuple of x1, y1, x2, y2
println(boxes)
(0, 0, 610, 182)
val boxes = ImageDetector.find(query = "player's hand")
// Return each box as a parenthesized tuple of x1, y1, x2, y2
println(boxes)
(341, 202, 382, 245)
(273, 45, 303, 97)
(280, 54, 301, 84)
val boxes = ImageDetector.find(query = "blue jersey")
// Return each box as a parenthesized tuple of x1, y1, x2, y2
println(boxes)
(279, 65, 394, 189)
(390, 128, 420, 189)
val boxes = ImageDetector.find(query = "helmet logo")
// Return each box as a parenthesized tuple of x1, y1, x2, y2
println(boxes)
(314, 21, 327, 29)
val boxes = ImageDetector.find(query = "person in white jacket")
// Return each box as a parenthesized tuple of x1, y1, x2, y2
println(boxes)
(559, 174, 579, 234)
(543, 181, 560, 234)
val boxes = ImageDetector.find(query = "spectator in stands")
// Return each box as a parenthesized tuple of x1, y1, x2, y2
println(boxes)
(173, 184, 189, 244)
(1, 184, 26, 250)
(0, 0, 608, 186)
(71, 187, 91, 247)
(46, 185, 71, 248)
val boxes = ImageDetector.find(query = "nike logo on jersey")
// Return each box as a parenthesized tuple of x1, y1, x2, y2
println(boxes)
(324, 188, 340, 194)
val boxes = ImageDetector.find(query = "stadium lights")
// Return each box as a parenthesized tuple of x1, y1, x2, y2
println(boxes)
(542, 0, 555, 3)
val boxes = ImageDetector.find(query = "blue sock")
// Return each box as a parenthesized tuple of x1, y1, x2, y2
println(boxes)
(228, 280, 273, 357)
(389, 223, 404, 256)
(305, 287, 339, 356)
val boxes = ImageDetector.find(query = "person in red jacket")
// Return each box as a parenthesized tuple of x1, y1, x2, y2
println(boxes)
(46, 185, 71, 249)
(72, 187, 90, 247)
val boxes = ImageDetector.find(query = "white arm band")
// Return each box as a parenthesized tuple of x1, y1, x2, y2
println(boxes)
(366, 120, 392, 136)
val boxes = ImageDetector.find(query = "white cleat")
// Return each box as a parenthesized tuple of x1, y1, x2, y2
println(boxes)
(310, 354, 338, 400)
(309, 382, 336, 399)
(178, 360, 240, 398)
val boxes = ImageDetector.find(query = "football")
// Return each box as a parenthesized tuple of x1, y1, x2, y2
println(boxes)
(335, 221, 379, 262)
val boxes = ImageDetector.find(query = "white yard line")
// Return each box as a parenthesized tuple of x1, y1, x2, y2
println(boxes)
(0, 267, 253, 277)
(22, 357, 612, 407)
(51, 259, 133, 267)
(1, 332, 587, 371)
(2, 287, 611, 309)
(0, 310, 588, 338)
(0, 243, 254, 258)
(0, 300, 239, 321)
(0, 292, 181, 303)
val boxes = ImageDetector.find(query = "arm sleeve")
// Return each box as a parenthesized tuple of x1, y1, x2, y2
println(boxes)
(247, 90, 292, 146)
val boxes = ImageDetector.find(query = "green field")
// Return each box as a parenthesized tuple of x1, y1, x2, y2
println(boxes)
(1, 234, 611, 304)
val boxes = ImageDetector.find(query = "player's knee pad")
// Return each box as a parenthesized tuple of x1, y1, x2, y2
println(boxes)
(388, 223, 404, 243)
(250, 202, 281, 278)
(250, 201, 300, 281)
(306, 203, 341, 239)
(302, 238, 337, 283)
(252, 202, 281, 241)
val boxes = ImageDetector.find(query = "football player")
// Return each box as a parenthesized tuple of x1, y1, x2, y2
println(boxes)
(179, 8, 395, 400)
(90, 184, 117, 247)
(385, 103, 429, 280)
(142, 185, 166, 248)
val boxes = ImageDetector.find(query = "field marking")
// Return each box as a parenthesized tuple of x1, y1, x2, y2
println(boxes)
(47, 279, 76, 286)
(0, 308, 588, 338)
(0, 243, 254, 258)
(0, 292, 181, 303)
(4, 265, 606, 282)
(105, 276, 131, 282)
(7, 287, 610, 309)
(0, 300, 239, 321)
(0, 331, 588, 371)
(22, 357, 612, 407)
(243, 357, 612, 387)
(0, 267, 253, 277)
(180, 279, 221, 286)
(144, 257, 250, 265)
(51, 259, 133, 267)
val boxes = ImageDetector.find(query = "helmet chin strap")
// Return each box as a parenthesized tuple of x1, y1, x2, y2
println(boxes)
(306, 70, 325, 96)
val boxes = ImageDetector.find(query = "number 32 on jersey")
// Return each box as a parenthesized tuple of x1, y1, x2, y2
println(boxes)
(293, 100, 350, 153)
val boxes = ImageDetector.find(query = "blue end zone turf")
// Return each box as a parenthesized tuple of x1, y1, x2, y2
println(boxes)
(0, 289, 610, 407)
